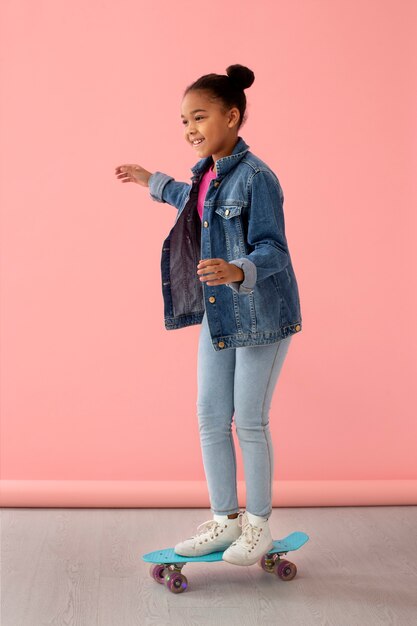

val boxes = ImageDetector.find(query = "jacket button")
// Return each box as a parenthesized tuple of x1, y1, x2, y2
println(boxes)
(209, 296, 216, 303)
(295, 324, 301, 331)
(225, 208, 230, 216)
(218, 341, 225, 348)
(203, 220, 209, 227)
(213, 181, 220, 187)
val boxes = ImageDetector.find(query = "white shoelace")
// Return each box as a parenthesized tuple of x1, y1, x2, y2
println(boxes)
(230, 511, 262, 548)
(190, 512, 262, 546)
(191, 519, 223, 542)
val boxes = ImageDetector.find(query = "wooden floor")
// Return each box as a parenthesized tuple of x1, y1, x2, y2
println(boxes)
(1, 506, 417, 625)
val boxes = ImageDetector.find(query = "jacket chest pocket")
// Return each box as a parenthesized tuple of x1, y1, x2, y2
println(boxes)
(214, 205, 246, 257)
(214, 205, 243, 219)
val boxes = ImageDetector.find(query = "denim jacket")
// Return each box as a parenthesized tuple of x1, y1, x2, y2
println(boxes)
(148, 136, 302, 351)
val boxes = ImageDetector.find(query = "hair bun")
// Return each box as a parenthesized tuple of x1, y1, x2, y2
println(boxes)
(226, 64, 255, 90)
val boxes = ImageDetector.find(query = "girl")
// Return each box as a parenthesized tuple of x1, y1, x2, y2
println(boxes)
(115, 64, 302, 566)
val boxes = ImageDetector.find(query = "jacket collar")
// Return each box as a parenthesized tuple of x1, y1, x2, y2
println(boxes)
(190, 136, 250, 180)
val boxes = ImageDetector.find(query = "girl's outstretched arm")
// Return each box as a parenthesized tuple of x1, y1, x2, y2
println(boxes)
(115, 165, 190, 212)
(148, 171, 191, 211)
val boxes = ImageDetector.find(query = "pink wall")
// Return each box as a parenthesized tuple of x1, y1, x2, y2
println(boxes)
(1, 0, 416, 505)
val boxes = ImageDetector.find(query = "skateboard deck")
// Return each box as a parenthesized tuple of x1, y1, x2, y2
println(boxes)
(143, 530, 309, 593)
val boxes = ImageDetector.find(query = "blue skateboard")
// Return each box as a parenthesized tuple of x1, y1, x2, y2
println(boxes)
(143, 531, 309, 594)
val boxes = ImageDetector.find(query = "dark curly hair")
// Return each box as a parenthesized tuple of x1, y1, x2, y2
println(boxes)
(183, 64, 255, 130)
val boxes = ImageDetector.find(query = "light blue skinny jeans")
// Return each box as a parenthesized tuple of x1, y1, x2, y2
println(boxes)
(197, 310, 293, 518)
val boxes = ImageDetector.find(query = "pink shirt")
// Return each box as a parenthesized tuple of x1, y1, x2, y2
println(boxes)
(197, 166, 217, 220)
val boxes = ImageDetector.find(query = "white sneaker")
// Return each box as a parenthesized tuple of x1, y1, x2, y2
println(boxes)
(222, 511, 274, 566)
(174, 514, 242, 557)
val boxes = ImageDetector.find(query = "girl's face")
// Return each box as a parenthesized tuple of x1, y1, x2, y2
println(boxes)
(181, 90, 240, 159)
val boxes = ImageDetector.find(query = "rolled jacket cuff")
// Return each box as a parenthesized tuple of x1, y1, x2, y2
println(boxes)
(227, 258, 257, 294)
(148, 171, 174, 203)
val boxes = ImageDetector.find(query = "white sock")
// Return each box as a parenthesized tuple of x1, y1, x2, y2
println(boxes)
(246, 511, 269, 526)
(213, 513, 238, 523)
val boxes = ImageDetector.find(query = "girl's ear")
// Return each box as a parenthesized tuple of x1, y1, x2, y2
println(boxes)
(228, 107, 240, 128)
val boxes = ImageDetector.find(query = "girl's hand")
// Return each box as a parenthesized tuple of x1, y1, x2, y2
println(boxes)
(114, 164, 152, 187)
(197, 258, 244, 286)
